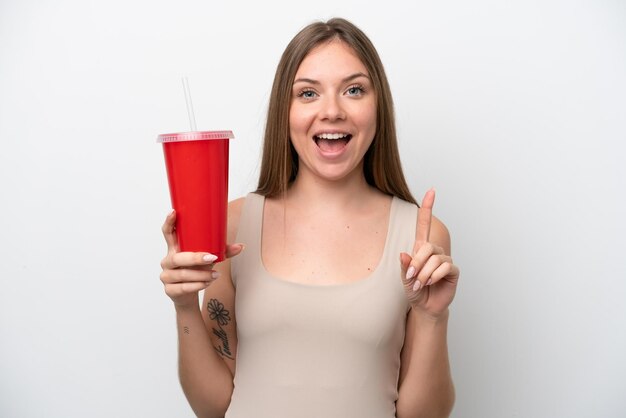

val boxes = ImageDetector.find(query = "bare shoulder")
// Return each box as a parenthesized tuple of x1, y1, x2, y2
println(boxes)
(228, 196, 245, 212)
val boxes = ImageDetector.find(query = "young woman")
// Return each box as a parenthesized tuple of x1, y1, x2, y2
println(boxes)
(160, 18, 460, 418)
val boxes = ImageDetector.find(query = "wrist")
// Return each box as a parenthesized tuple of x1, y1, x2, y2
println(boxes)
(410, 307, 450, 327)
(173, 296, 202, 314)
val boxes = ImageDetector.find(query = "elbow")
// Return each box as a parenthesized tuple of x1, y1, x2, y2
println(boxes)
(180, 380, 233, 418)
(396, 383, 455, 418)
(432, 383, 456, 418)
(435, 382, 455, 418)
(438, 388, 456, 418)
(188, 398, 231, 418)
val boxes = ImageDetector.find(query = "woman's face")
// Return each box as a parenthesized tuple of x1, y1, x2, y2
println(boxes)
(289, 40, 377, 183)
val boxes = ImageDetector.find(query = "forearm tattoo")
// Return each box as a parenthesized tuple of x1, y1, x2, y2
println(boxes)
(207, 298, 233, 360)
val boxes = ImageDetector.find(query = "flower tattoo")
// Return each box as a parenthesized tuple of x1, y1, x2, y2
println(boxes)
(207, 298, 233, 359)
(207, 298, 231, 327)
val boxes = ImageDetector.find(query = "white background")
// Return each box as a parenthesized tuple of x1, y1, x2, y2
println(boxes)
(1, 0, 625, 417)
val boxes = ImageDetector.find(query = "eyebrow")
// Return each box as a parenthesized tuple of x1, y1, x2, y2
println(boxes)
(293, 72, 370, 85)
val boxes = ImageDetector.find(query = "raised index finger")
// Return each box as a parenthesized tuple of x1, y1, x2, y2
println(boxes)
(415, 188, 435, 247)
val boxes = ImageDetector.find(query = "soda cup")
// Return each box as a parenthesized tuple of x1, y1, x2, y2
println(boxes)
(157, 131, 234, 262)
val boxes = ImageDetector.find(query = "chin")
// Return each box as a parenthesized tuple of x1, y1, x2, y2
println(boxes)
(312, 165, 361, 182)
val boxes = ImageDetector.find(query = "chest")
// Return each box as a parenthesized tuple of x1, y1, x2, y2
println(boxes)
(261, 205, 390, 285)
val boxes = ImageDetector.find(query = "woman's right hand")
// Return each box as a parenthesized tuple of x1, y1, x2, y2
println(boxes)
(160, 210, 243, 309)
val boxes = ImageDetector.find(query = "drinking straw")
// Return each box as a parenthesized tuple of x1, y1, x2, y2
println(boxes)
(182, 76, 197, 131)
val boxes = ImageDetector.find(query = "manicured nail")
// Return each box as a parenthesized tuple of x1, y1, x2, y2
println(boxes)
(203, 254, 218, 263)
(405, 266, 416, 280)
(211, 271, 221, 279)
(426, 279, 432, 286)
(413, 280, 422, 292)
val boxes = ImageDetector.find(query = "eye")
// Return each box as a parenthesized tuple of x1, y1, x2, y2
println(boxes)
(297, 89, 318, 99)
(345, 84, 365, 96)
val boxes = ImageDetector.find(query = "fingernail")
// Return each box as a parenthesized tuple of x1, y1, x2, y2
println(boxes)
(406, 266, 416, 280)
(413, 280, 422, 291)
(203, 254, 218, 263)
(211, 271, 221, 279)
(426, 279, 432, 286)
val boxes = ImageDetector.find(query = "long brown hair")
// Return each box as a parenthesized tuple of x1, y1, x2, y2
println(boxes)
(255, 18, 416, 205)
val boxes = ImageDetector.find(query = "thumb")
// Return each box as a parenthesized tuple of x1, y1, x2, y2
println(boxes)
(226, 243, 245, 259)
(162, 210, 180, 253)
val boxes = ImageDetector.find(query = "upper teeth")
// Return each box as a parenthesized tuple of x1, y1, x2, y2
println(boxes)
(317, 133, 349, 140)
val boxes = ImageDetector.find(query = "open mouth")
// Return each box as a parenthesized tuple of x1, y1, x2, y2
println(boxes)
(313, 133, 352, 153)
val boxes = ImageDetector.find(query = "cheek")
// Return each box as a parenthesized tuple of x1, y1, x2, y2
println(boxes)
(350, 98, 377, 130)
(289, 106, 307, 134)
(357, 106, 377, 137)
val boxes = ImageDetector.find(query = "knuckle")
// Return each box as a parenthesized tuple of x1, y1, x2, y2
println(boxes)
(163, 282, 172, 295)
(169, 254, 180, 268)
(412, 256, 422, 267)
(178, 268, 190, 281)
(181, 282, 198, 294)
(164, 284, 180, 299)
(159, 270, 171, 284)
(439, 262, 451, 276)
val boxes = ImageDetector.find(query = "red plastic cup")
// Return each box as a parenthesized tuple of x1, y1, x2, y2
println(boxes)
(157, 131, 234, 262)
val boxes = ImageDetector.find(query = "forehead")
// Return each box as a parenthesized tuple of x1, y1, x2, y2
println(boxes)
(295, 40, 369, 78)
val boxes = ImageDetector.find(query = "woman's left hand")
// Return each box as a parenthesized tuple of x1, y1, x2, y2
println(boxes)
(400, 189, 460, 319)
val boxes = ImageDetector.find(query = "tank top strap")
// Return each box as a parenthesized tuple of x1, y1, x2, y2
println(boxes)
(231, 192, 264, 286)
(385, 197, 419, 260)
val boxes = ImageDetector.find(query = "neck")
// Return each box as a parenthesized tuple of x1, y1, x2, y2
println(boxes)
(285, 165, 378, 210)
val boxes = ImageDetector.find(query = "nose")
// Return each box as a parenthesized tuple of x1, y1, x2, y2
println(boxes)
(319, 95, 346, 121)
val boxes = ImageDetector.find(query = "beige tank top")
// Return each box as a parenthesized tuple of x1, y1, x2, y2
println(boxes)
(227, 193, 417, 418)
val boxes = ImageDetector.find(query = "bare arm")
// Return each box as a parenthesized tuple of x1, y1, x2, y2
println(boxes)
(160, 199, 244, 417)
(175, 294, 235, 417)
(397, 190, 459, 418)
(397, 296, 454, 418)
